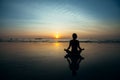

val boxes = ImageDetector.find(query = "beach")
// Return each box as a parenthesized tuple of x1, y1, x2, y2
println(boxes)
(0, 42, 120, 80)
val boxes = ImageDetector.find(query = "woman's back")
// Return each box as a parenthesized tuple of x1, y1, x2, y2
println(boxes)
(70, 40, 79, 52)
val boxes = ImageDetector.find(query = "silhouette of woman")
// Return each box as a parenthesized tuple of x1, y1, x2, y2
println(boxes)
(64, 33, 84, 76)
(64, 33, 84, 56)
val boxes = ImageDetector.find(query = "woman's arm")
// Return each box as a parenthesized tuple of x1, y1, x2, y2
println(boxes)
(78, 41, 84, 50)
(78, 41, 81, 50)
(67, 41, 71, 50)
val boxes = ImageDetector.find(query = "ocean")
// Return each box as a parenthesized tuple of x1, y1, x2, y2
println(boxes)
(0, 41, 120, 80)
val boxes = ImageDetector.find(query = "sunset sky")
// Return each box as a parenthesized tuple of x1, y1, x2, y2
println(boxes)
(0, 0, 120, 39)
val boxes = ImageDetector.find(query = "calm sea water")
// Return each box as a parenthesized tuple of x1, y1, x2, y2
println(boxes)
(0, 42, 120, 80)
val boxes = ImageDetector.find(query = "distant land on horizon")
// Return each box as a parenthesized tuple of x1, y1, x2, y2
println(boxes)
(0, 37, 120, 43)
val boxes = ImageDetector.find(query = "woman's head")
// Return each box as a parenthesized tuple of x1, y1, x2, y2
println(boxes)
(72, 33, 77, 40)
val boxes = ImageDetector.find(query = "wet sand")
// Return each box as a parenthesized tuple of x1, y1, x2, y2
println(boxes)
(0, 42, 120, 80)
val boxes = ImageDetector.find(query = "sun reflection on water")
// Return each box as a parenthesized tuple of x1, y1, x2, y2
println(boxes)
(54, 42, 60, 47)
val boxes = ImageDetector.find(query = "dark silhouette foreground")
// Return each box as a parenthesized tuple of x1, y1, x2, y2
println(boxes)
(64, 33, 85, 76)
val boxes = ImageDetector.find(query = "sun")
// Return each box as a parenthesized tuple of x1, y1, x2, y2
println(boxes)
(55, 32, 59, 39)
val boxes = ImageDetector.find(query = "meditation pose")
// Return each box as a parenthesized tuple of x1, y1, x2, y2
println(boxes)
(64, 33, 84, 76)
(64, 33, 84, 55)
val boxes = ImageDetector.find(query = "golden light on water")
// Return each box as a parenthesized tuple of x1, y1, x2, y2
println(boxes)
(54, 42, 60, 47)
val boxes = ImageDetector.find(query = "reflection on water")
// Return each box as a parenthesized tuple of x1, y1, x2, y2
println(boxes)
(54, 42, 60, 47)
(64, 49, 84, 76)
(0, 42, 120, 80)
